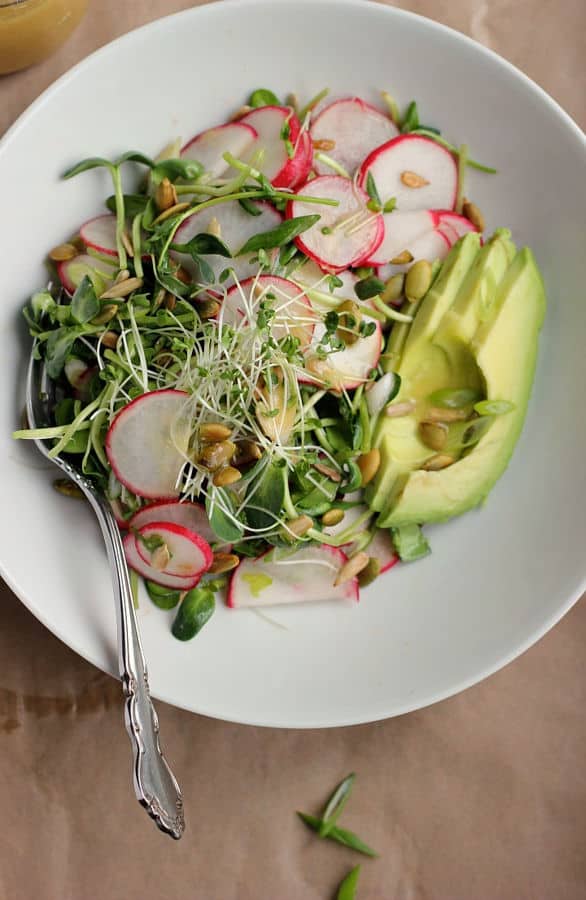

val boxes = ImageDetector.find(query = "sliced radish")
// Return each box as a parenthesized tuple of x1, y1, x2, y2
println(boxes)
(303, 317, 382, 391)
(437, 221, 460, 244)
(110, 498, 132, 530)
(288, 175, 383, 273)
(223, 275, 314, 345)
(376, 228, 452, 280)
(136, 521, 213, 579)
(80, 214, 118, 257)
(57, 253, 115, 295)
(181, 121, 258, 179)
(105, 389, 190, 500)
(292, 260, 359, 301)
(436, 211, 479, 239)
(366, 528, 399, 574)
(359, 135, 458, 213)
(365, 372, 400, 418)
(129, 500, 218, 546)
(174, 200, 282, 284)
(227, 544, 358, 608)
(362, 209, 436, 266)
(240, 105, 312, 189)
(123, 532, 201, 591)
(311, 97, 398, 177)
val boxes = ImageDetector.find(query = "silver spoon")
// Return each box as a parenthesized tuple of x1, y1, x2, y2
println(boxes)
(25, 344, 185, 840)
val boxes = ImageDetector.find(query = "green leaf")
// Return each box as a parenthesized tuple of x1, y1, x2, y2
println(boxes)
(383, 196, 397, 214)
(296, 812, 378, 858)
(173, 233, 232, 258)
(196, 256, 216, 284)
(354, 276, 385, 301)
(44, 328, 79, 379)
(70, 276, 100, 324)
(245, 462, 285, 530)
(238, 197, 263, 217)
(171, 587, 215, 641)
(30, 290, 56, 321)
(115, 150, 154, 168)
(249, 88, 281, 107)
(365, 171, 381, 206)
(206, 489, 245, 543)
(391, 524, 430, 562)
(145, 581, 182, 610)
(319, 773, 355, 837)
(63, 157, 113, 179)
(106, 193, 150, 218)
(152, 158, 204, 184)
(238, 215, 320, 255)
(401, 100, 420, 133)
(337, 866, 361, 900)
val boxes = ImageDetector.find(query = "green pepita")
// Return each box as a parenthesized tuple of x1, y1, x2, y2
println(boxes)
(405, 259, 432, 302)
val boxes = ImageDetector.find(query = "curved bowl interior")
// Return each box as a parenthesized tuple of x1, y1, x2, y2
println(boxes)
(0, 0, 584, 727)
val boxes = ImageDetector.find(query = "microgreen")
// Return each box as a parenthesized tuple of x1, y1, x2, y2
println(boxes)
(249, 88, 281, 107)
(336, 866, 361, 900)
(237, 215, 320, 254)
(354, 276, 385, 301)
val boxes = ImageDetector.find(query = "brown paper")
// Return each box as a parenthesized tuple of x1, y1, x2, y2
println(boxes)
(1, 2, 585, 898)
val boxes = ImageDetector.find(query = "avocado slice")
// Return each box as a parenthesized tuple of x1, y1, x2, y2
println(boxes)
(377, 245, 545, 527)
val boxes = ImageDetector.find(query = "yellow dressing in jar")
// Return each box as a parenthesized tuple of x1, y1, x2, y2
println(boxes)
(0, 0, 87, 75)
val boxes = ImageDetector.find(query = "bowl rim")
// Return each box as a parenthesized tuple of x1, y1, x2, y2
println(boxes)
(0, 0, 584, 727)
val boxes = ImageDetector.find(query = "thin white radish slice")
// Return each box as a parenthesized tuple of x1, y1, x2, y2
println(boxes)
(123, 532, 201, 590)
(173, 200, 282, 284)
(437, 211, 479, 238)
(365, 528, 399, 574)
(129, 500, 218, 546)
(366, 372, 400, 418)
(80, 214, 118, 256)
(57, 253, 116, 294)
(136, 521, 213, 578)
(181, 122, 258, 179)
(240, 105, 312, 189)
(359, 135, 458, 213)
(362, 209, 436, 265)
(227, 544, 358, 608)
(377, 227, 452, 280)
(303, 318, 382, 391)
(311, 97, 398, 177)
(223, 275, 315, 346)
(437, 221, 460, 244)
(292, 260, 358, 300)
(105, 389, 191, 500)
(288, 175, 383, 273)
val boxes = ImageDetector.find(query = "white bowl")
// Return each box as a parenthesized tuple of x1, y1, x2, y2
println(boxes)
(1, 0, 584, 728)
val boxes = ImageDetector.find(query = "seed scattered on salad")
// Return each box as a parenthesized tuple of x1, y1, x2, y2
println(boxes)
(13, 83, 545, 640)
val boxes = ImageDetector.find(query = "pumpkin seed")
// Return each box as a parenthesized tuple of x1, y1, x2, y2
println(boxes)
(358, 556, 381, 587)
(357, 449, 380, 486)
(384, 400, 416, 418)
(198, 440, 236, 470)
(48, 242, 78, 262)
(121, 230, 134, 258)
(400, 170, 429, 188)
(91, 304, 119, 325)
(151, 202, 190, 226)
(389, 249, 413, 265)
(315, 462, 342, 482)
(230, 104, 253, 121)
(200, 423, 233, 442)
(381, 273, 404, 304)
(208, 553, 240, 575)
(100, 330, 119, 349)
(99, 277, 143, 299)
(421, 453, 455, 471)
(282, 515, 314, 540)
(334, 551, 370, 586)
(425, 406, 470, 423)
(213, 466, 242, 487)
(405, 260, 432, 302)
(197, 299, 220, 320)
(151, 543, 171, 571)
(321, 508, 345, 527)
(462, 199, 485, 232)
(155, 177, 178, 212)
(164, 292, 177, 311)
(419, 421, 449, 451)
(53, 478, 84, 500)
(233, 440, 262, 467)
(313, 138, 336, 151)
(207, 216, 222, 238)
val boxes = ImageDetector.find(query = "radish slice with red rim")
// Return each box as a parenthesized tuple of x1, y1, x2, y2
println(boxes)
(181, 121, 258, 179)
(135, 521, 213, 578)
(123, 532, 202, 590)
(173, 200, 282, 285)
(227, 544, 359, 608)
(310, 97, 398, 177)
(105, 389, 191, 500)
(359, 135, 458, 213)
(240, 105, 312, 189)
(79, 214, 119, 257)
(302, 317, 382, 391)
(129, 500, 219, 546)
(223, 275, 315, 346)
(437, 210, 479, 238)
(288, 175, 383, 273)
(57, 253, 116, 295)
(362, 209, 436, 266)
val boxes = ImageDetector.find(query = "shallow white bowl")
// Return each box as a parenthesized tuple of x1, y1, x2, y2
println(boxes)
(1, 0, 584, 727)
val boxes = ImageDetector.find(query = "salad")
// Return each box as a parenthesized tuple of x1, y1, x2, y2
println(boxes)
(14, 86, 545, 640)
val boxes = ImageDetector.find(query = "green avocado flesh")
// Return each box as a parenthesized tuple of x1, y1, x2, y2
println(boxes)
(366, 231, 546, 527)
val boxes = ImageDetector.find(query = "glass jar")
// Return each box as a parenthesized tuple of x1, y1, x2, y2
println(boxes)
(0, 0, 87, 75)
